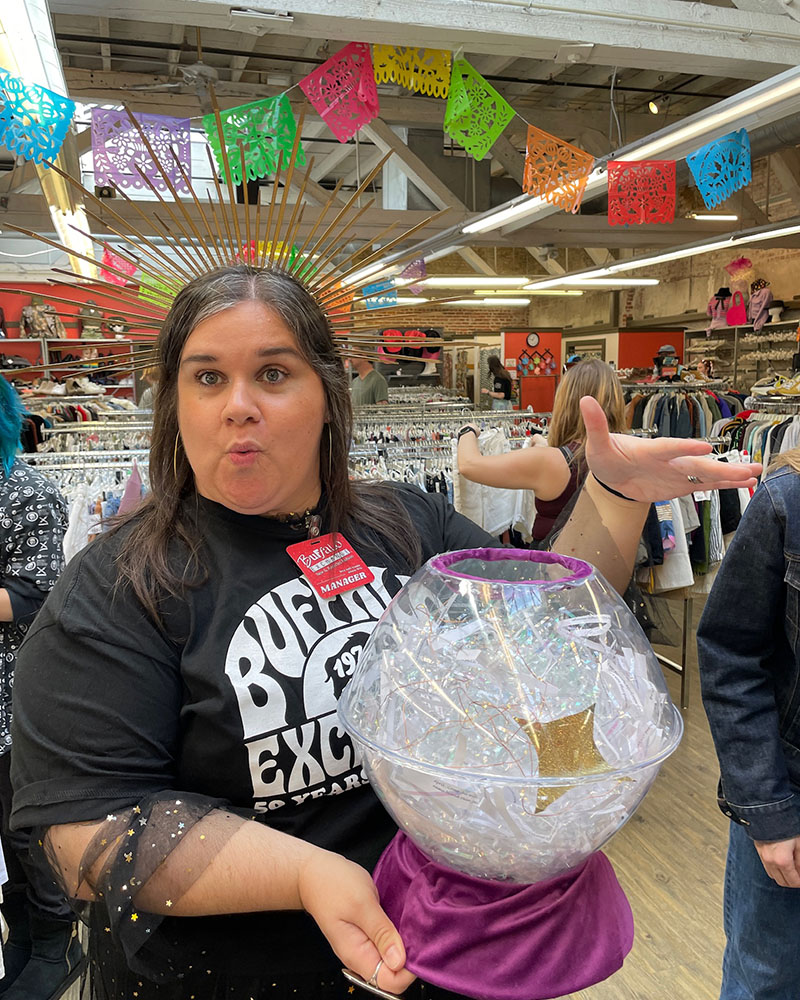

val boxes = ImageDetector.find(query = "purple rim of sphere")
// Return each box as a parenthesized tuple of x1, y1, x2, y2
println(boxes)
(430, 548, 593, 586)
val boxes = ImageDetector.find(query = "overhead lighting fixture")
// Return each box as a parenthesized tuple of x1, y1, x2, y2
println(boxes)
(229, 7, 294, 22)
(648, 96, 669, 115)
(460, 65, 800, 237)
(523, 217, 800, 290)
(689, 212, 739, 221)
(394, 296, 430, 304)
(423, 276, 530, 288)
(444, 298, 531, 307)
(523, 278, 660, 289)
(343, 261, 395, 287)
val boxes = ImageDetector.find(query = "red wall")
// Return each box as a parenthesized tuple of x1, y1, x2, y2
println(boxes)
(0, 282, 156, 339)
(502, 328, 562, 411)
(618, 329, 685, 369)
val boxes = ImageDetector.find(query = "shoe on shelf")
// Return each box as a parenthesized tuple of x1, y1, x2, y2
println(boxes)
(65, 376, 105, 396)
(775, 375, 800, 396)
(751, 374, 789, 396)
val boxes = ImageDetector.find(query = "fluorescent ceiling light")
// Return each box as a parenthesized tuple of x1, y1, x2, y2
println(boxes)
(444, 298, 531, 306)
(527, 289, 583, 296)
(423, 276, 530, 287)
(524, 218, 800, 289)
(478, 287, 583, 297)
(344, 261, 394, 287)
(528, 278, 660, 288)
(229, 7, 294, 22)
(608, 239, 735, 272)
(394, 296, 429, 304)
(689, 213, 739, 221)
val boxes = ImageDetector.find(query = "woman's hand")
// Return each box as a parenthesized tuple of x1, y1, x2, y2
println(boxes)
(580, 396, 761, 501)
(298, 848, 416, 994)
(481, 387, 490, 395)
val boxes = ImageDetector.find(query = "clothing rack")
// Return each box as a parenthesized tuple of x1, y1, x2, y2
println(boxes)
(743, 395, 800, 412)
(42, 422, 153, 436)
(620, 380, 729, 392)
(22, 449, 149, 464)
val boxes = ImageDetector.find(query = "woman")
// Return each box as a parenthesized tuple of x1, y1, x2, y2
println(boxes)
(9, 266, 759, 1000)
(458, 358, 626, 542)
(481, 356, 513, 410)
(0, 379, 81, 1000)
(698, 449, 800, 1000)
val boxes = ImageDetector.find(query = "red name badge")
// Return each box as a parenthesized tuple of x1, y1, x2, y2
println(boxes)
(286, 533, 374, 599)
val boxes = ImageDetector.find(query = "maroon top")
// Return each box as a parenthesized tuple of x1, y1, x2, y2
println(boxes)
(532, 443, 581, 542)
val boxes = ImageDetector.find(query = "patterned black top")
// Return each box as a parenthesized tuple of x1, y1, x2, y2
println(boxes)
(0, 458, 67, 752)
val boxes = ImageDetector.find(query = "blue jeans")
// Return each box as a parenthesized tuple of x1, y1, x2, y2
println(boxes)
(491, 398, 512, 411)
(720, 821, 800, 999)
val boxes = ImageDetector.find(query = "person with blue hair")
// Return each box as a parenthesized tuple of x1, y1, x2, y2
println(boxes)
(0, 378, 79, 999)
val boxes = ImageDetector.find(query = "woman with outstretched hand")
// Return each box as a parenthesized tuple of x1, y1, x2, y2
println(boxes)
(10, 266, 760, 1000)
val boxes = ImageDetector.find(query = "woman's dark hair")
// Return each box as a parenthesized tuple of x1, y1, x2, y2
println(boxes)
(113, 265, 421, 619)
(0, 378, 23, 476)
(487, 355, 512, 380)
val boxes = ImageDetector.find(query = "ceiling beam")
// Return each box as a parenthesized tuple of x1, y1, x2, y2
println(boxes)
(489, 134, 524, 186)
(229, 34, 259, 84)
(359, 117, 497, 274)
(49, 0, 800, 79)
(166, 24, 185, 79)
(770, 148, 800, 213)
(98, 16, 111, 71)
(62, 68, 661, 140)
(0, 197, 450, 245)
(339, 148, 385, 190)
(311, 140, 357, 182)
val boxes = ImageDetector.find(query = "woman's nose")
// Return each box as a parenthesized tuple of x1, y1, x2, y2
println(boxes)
(222, 379, 261, 422)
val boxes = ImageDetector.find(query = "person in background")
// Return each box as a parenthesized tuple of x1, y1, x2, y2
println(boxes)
(349, 354, 389, 406)
(0, 378, 81, 999)
(698, 447, 800, 1000)
(459, 358, 626, 543)
(138, 366, 160, 411)
(482, 356, 513, 410)
(9, 267, 760, 1000)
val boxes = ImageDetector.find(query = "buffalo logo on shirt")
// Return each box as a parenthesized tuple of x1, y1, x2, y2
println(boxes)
(224, 565, 407, 812)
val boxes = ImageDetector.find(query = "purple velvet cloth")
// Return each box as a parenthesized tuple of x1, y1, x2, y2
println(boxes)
(374, 832, 633, 1000)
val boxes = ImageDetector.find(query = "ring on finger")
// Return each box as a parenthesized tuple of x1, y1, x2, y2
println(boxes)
(368, 960, 384, 987)
(687, 475, 703, 485)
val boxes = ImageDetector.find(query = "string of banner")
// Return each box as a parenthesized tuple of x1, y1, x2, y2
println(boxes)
(0, 44, 751, 312)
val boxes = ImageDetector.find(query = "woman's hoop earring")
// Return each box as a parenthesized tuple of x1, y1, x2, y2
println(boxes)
(173, 431, 181, 479)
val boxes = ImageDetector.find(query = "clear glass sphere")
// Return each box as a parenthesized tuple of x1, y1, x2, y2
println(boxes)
(339, 549, 682, 884)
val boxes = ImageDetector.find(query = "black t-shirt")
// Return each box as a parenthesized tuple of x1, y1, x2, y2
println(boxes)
(493, 374, 512, 399)
(11, 484, 495, 988)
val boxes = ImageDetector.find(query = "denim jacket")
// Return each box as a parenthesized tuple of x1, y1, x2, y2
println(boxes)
(697, 466, 800, 842)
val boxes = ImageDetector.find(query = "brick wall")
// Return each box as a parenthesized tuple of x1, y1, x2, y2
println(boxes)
(354, 302, 530, 336)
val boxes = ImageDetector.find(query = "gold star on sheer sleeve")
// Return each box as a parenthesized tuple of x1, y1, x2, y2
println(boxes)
(40, 791, 245, 983)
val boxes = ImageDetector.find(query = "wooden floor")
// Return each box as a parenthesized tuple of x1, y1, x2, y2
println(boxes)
(565, 605, 728, 1000)
(63, 605, 728, 1000)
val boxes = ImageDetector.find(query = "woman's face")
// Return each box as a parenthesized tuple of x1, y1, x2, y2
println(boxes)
(177, 299, 328, 516)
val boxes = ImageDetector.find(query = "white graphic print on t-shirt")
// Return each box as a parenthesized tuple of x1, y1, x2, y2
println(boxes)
(224, 565, 407, 813)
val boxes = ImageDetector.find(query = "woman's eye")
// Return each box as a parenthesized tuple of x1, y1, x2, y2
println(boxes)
(198, 371, 220, 386)
(263, 368, 286, 384)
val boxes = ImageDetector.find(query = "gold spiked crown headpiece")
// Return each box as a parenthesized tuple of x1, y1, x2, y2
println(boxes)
(5, 94, 473, 385)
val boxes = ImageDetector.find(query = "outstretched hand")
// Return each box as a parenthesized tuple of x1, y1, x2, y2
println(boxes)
(580, 396, 762, 502)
